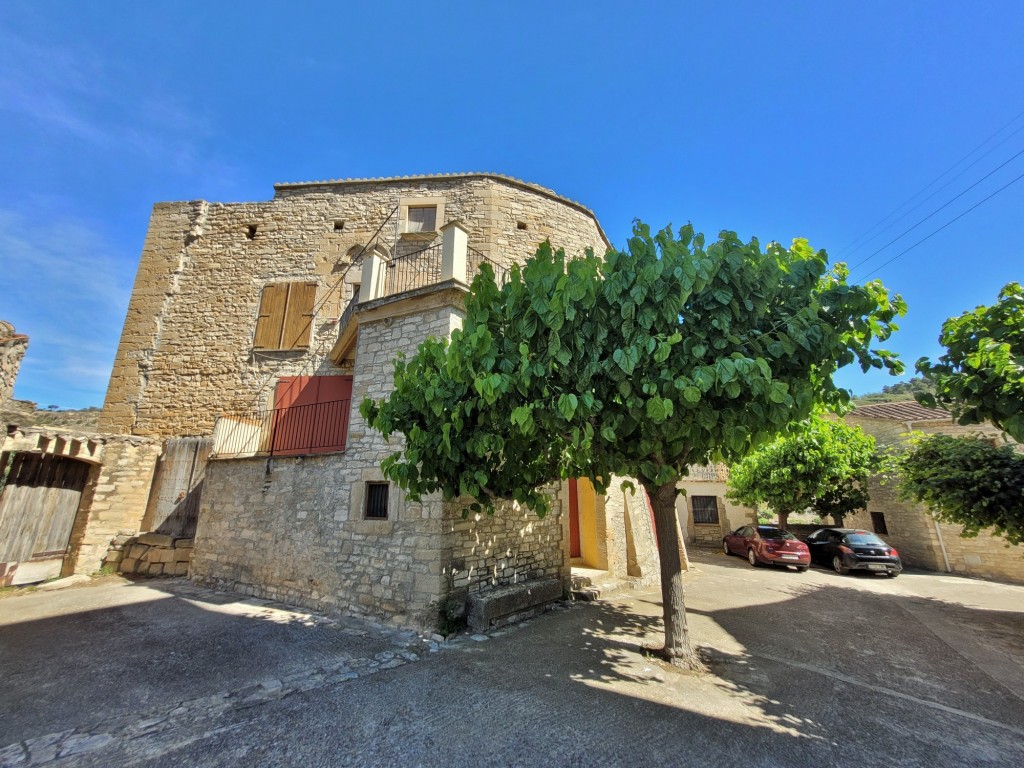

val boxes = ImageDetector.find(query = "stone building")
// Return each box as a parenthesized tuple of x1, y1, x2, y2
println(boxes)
(676, 464, 757, 547)
(97, 173, 661, 629)
(0, 321, 29, 409)
(842, 401, 1024, 585)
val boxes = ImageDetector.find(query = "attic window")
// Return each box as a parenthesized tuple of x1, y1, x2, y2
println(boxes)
(246, 225, 258, 240)
(517, 221, 528, 230)
(399, 196, 445, 238)
(406, 206, 437, 233)
(334, 220, 345, 232)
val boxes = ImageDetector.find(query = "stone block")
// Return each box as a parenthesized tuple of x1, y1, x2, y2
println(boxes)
(128, 544, 148, 560)
(138, 533, 176, 547)
(172, 561, 189, 576)
(174, 538, 194, 549)
(147, 563, 164, 576)
(173, 547, 193, 562)
(119, 558, 138, 573)
(466, 577, 562, 631)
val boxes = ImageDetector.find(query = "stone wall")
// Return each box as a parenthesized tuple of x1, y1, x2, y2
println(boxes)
(0, 322, 29, 408)
(190, 294, 457, 628)
(65, 436, 162, 575)
(844, 414, 1024, 584)
(100, 175, 607, 440)
(442, 489, 568, 599)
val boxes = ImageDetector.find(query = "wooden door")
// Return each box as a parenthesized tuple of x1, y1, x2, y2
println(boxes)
(568, 478, 581, 558)
(140, 438, 212, 539)
(0, 453, 91, 585)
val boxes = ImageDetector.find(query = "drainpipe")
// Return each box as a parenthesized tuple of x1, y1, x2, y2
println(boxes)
(906, 419, 951, 573)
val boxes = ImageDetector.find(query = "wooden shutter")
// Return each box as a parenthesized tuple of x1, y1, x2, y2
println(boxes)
(253, 283, 288, 350)
(282, 282, 317, 350)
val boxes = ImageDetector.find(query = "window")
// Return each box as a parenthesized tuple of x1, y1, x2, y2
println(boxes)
(365, 482, 389, 519)
(406, 206, 437, 233)
(399, 196, 445, 238)
(870, 512, 889, 535)
(692, 496, 720, 525)
(253, 282, 317, 350)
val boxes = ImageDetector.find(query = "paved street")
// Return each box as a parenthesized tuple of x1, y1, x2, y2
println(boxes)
(2, 551, 1023, 767)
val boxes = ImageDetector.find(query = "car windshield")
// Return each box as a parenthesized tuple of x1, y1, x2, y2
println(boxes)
(845, 533, 887, 547)
(758, 528, 797, 540)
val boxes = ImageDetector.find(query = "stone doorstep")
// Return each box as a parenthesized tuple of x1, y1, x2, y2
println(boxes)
(137, 533, 176, 548)
(466, 577, 563, 631)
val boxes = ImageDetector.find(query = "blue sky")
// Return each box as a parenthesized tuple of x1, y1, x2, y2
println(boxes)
(2, 1, 1022, 408)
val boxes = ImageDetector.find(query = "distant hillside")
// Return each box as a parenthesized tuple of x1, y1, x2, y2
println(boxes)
(852, 377, 934, 405)
(1, 402, 102, 432)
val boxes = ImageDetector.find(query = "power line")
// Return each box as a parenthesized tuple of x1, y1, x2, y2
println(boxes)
(835, 107, 1024, 258)
(855, 168, 1024, 281)
(848, 145, 1024, 272)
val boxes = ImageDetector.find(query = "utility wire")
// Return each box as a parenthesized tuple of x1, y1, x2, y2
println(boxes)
(855, 168, 1024, 281)
(847, 145, 1024, 272)
(835, 107, 1024, 258)
(841, 120, 1024, 262)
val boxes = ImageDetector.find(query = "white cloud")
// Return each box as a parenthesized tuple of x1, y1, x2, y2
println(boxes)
(0, 24, 233, 180)
(0, 209, 132, 406)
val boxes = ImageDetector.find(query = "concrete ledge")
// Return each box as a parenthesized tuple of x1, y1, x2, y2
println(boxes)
(466, 578, 562, 631)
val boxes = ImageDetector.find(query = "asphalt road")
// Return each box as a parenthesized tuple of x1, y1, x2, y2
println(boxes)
(1, 551, 1022, 767)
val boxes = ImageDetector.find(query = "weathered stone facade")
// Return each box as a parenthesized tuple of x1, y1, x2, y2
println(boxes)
(842, 404, 1024, 585)
(100, 175, 608, 438)
(114, 173, 640, 629)
(0, 321, 29, 408)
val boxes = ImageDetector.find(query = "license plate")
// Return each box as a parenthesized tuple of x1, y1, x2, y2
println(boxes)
(780, 554, 798, 559)
(868, 564, 886, 571)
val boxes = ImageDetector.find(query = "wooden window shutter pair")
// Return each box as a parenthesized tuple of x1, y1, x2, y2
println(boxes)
(253, 281, 317, 350)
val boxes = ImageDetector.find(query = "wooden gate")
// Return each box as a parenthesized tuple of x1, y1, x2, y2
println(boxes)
(0, 452, 91, 585)
(140, 438, 212, 539)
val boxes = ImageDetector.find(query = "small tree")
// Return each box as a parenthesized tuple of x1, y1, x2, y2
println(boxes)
(896, 434, 1024, 545)
(363, 223, 903, 667)
(916, 282, 1024, 442)
(727, 416, 878, 528)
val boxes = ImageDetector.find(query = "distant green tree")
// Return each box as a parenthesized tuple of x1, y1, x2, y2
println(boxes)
(363, 222, 904, 667)
(896, 434, 1024, 545)
(727, 416, 879, 528)
(853, 377, 932, 405)
(916, 282, 1024, 442)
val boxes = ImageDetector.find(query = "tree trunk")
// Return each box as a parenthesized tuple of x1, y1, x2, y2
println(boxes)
(646, 479, 702, 670)
(832, 513, 845, 527)
(778, 511, 790, 530)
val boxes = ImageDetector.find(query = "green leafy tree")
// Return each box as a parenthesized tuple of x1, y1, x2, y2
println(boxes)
(727, 416, 879, 528)
(896, 434, 1024, 545)
(362, 222, 904, 667)
(916, 282, 1024, 442)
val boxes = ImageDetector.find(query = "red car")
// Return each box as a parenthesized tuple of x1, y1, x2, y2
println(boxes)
(723, 525, 811, 571)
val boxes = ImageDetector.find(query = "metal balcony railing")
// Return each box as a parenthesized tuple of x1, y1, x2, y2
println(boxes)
(212, 399, 351, 459)
(376, 243, 444, 298)
(467, 246, 511, 285)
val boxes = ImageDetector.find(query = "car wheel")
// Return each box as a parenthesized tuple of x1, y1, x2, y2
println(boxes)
(797, 566, 808, 573)
(832, 555, 849, 575)
(723, 540, 730, 556)
(887, 571, 899, 579)
(748, 549, 760, 568)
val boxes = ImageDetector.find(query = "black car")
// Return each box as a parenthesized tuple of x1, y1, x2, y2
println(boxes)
(805, 527, 902, 577)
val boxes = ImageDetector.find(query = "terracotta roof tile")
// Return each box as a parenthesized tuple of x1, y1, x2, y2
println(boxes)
(850, 401, 950, 422)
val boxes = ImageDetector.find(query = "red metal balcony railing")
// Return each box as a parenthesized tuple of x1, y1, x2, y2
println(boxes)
(212, 399, 351, 458)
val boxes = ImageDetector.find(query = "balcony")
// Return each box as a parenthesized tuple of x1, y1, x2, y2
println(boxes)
(212, 398, 351, 459)
(330, 221, 509, 362)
